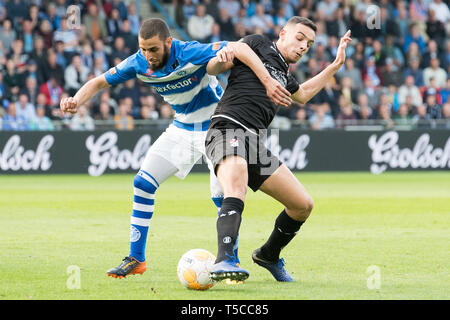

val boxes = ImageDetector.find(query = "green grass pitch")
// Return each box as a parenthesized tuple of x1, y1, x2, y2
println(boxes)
(0, 172, 448, 300)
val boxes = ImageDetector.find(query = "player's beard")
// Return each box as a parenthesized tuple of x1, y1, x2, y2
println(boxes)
(149, 44, 170, 71)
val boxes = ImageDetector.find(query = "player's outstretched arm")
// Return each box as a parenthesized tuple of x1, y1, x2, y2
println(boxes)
(60, 74, 111, 114)
(292, 30, 352, 105)
(207, 42, 292, 107)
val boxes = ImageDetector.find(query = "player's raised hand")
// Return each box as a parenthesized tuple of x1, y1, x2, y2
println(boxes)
(60, 96, 79, 114)
(334, 30, 352, 66)
(216, 45, 235, 63)
(265, 77, 292, 107)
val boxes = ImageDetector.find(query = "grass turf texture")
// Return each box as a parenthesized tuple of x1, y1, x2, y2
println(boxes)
(0, 172, 448, 300)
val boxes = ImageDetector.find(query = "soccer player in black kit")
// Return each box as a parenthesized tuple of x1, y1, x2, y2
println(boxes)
(205, 17, 352, 282)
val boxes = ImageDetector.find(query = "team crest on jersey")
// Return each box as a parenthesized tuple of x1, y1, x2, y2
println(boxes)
(212, 42, 221, 51)
(109, 68, 116, 75)
(229, 138, 239, 147)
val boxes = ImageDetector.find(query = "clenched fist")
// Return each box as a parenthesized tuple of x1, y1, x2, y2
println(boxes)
(60, 97, 79, 114)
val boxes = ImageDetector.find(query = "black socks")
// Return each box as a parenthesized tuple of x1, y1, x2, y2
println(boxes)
(260, 209, 304, 262)
(216, 197, 244, 263)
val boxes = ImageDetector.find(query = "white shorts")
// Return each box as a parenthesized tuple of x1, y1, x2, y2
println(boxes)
(141, 124, 223, 198)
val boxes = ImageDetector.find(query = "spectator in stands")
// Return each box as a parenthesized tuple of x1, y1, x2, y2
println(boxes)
(422, 40, 446, 70)
(110, 36, 129, 61)
(114, 101, 134, 130)
(393, 103, 414, 128)
(203, 0, 221, 22)
(312, 81, 340, 118)
(377, 103, 395, 129)
(44, 3, 61, 32)
(403, 57, 424, 88)
(360, 76, 383, 109)
(336, 96, 358, 129)
(426, 8, 447, 46)
(423, 57, 447, 88)
(29, 36, 47, 77)
(381, 57, 403, 87)
(159, 102, 175, 120)
(39, 75, 64, 109)
(429, 0, 450, 24)
(217, 7, 236, 40)
(53, 16, 79, 62)
(398, 75, 423, 107)
(218, 0, 240, 18)
(21, 19, 34, 54)
(92, 57, 107, 77)
(382, 35, 404, 69)
(292, 106, 310, 129)
(0, 19, 16, 54)
(107, 8, 123, 41)
(362, 55, 381, 88)
(111, 0, 128, 20)
(425, 94, 442, 119)
(94, 101, 114, 122)
(42, 49, 64, 86)
(30, 105, 54, 131)
(70, 104, 95, 131)
(188, 4, 215, 42)
(119, 19, 138, 53)
(337, 58, 363, 92)
(54, 40, 68, 68)
(83, 2, 108, 41)
(422, 77, 443, 105)
(127, 2, 140, 36)
(138, 104, 159, 122)
(3, 58, 23, 99)
(2, 102, 28, 130)
(338, 76, 358, 105)
(15, 92, 36, 124)
(93, 39, 110, 71)
(413, 104, 434, 129)
(97, 89, 118, 115)
(80, 42, 94, 70)
(182, 0, 197, 26)
(64, 54, 89, 96)
(250, 4, 274, 36)
(21, 75, 39, 106)
(37, 19, 53, 49)
(118, 79, 141, 117)
(309, 103, 335, 130)
(207, 23, 222, 43)
(403, 23, 427, 55)
(317, 0, 339, 20)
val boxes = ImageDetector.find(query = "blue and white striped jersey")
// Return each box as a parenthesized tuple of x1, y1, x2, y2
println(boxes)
(104, 39, 227, 131)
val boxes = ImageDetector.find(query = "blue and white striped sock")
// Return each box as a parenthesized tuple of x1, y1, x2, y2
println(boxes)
(129, 170, 159, 262)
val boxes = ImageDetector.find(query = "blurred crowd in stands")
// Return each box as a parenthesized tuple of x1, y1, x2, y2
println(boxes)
(0, 0, 449, 131)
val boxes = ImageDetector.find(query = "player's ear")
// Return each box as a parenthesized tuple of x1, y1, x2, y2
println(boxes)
(279, 27, 287, 40)
(165, 36, 173, 48)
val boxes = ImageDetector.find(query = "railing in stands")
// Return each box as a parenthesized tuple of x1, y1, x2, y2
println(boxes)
(148, 0, 191, 41)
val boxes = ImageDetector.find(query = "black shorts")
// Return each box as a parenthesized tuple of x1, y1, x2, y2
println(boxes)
(205, 118, 282, 192)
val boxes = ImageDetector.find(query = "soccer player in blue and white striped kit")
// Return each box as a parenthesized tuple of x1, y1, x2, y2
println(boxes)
(60, 18, 292, 278)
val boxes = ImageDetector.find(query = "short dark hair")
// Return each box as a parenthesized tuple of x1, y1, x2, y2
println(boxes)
(285, 16, 317, 32)
(139, 18, 171, 40)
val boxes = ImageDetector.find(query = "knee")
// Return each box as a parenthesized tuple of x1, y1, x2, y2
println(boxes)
(288, 195, 314, 221)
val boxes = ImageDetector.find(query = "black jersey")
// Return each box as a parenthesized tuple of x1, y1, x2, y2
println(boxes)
(211, 34, 300, 130)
